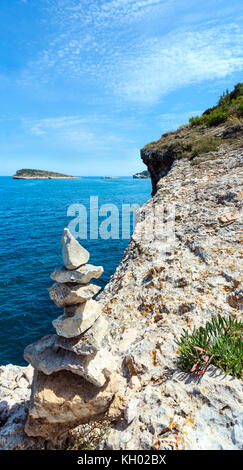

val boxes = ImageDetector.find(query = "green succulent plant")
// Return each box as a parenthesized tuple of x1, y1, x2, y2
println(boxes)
(176, 315, 243, 378)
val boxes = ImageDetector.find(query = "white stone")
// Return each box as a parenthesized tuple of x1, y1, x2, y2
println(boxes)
(24, 335, 115, 387)
(56, 315, 108, 355)
(51, 264, 103, 284)
(49, 282, 101, 307)
(124, 399, 140, 424)
(52, 299, 102, 338)
(61, 228, 89, 269)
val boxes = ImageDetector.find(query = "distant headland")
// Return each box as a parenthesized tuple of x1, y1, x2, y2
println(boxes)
(133, 170, 150, 179)
(13, 169, 77, 180)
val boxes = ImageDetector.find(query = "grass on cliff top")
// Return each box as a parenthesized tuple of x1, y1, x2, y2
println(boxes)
(189, 82, 243, 128)
(176, 315, 243, 379)
(143, 83, 243, 161)
(143, 127, 224, 158)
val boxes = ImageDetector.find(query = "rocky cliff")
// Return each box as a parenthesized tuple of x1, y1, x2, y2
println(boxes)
(96, 133, 242, 449)
(1, 99, 242, 450)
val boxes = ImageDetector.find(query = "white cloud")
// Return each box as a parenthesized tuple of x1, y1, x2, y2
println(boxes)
(23, 115, 96, 144)
(19, 2, 243, 105)
(21, 114, 136, 150)
(113, 24, 243, 103)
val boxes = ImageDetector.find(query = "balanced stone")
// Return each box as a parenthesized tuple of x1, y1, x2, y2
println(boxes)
(52, 299, 101, 338)
(49, 282, 101, 307)
(61, 228, 89, 270)
(51, 264, 104, 284)
(56, 315, 108, 355)
(25, 370, 119, 441)
(24, 335, 115, 387)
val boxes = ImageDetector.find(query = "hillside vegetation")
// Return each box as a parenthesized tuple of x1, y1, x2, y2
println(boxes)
(189, 82, 243, 127)
(143, 83, 243, 165)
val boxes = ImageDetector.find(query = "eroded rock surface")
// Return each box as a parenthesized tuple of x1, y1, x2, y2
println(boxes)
(103, 367, 243, 450)
(0, 364, 43, 450)
(97, 146, 243, 450)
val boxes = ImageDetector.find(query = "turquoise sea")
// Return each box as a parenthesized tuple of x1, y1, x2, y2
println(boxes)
(0, 176, 151, 366)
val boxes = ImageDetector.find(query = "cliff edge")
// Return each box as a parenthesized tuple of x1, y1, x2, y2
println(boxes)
(97, 140, 242, 449)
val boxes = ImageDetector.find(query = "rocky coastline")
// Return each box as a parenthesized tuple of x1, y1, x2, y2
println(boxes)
(1, 118, 242, 450)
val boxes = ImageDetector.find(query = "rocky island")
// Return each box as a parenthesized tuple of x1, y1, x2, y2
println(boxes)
(13, 169, 77, 179)
(1, 84, 242, 450)
(133, 170, 150, 179)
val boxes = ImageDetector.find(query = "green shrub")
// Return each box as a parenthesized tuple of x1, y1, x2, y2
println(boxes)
(233, 96, 243, 118)
(189, 82, 243, 127)
(205, 109, 228, 127)
(176, 315, 243, 378)
(189, 116, 204, 127)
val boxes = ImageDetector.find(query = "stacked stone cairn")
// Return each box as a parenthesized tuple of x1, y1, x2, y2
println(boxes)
(24, 228, 120, 442)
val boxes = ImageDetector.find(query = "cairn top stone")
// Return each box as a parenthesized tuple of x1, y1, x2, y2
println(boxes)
(24, 335, 114, 387)
(51, 264, 103, 284)
(49, 282, 101, 307)
(52, 299, 102, 338)
(61, 228, 89, 270)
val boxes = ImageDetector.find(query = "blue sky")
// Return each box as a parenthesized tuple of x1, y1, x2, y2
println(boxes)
(0, 0, 242, 176)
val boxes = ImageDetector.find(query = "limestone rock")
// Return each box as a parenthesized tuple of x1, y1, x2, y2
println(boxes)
(24, 335, 115, 387)
(97, 146, 243, 450)
(56, 315, 108, 355)
(52, 299, 102, 338)
(61, 228, 89, 269)
(106, 392, 127, 421)
(25, 370, 119, 441)
(51, 264, 104, 284)
(49, 282, 101, 307)
(102, 367, 243, 450)
(124, 399, 139, 424)
(0, 364, 43, 450)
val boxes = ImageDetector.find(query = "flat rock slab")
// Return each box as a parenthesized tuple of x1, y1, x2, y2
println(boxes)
(49, 282, 101, 307)
(61, 228, 89, 270)
(51, 264, 104, 284)
(53, 299, 102, 338)
(25, 370, 118, 441)
(56, 315, 108, 355)
(24, 335, 115, 387)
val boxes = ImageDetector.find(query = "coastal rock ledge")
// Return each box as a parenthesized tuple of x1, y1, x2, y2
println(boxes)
(1, 123, 243, 450)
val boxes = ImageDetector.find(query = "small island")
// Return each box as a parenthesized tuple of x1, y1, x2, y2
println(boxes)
(101, 176, 120, 179)
(13, 169, 77, 180)
(133, 170, 150, 179)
